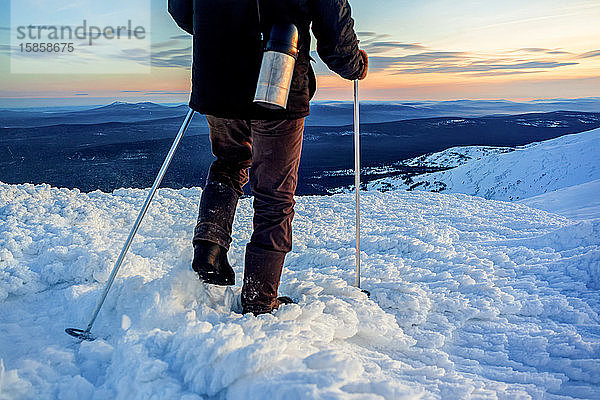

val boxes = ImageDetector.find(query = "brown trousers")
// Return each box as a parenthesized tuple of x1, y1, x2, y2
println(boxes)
(193, 116, 304, 313)
(194, 115, 304, 252)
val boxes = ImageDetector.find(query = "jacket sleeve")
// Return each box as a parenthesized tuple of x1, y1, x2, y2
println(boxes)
(168, 0, 194, 35)
(310, 0, 365, 80)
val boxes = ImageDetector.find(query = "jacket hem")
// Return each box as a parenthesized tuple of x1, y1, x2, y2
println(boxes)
(189, 100, 310, 121)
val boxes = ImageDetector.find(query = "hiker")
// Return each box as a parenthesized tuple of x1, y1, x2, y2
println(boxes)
(169, 0, 368, 315)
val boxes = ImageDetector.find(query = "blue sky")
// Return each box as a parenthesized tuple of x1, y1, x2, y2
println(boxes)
(1, 0, 599, 107)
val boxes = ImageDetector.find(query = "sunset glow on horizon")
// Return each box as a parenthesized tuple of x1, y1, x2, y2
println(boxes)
(1, 0, 599, 107)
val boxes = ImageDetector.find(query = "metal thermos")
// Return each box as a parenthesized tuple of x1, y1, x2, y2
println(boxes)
(254, 23, 299, 109)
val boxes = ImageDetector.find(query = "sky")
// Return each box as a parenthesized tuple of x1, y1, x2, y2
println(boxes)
(0, 0, 599, 107)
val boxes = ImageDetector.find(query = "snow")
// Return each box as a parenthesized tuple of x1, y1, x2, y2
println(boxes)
(368, 128, 600, 202)
(1, 180, 599, 399)
(400, 146, 514, 169)
(316, 147, 513, 190)
(519, 179, 600, 221)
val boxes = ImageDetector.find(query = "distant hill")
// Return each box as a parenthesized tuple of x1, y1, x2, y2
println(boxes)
(306, 97, 600, 126)
(1, 109, 599, 194)
(1, 98, 599, 128)
(367, 127, 600, 201)
(0, 102, 196, 128)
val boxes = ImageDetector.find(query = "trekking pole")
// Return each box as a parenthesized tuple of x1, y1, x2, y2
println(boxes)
(353, 80, 364, 291)
(66, 109, 195, 341)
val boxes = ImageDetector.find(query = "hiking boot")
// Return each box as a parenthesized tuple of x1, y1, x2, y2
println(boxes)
(244, 296, 295, 316)
(241, 244, 296, 315)
(192, 240, 235, 286)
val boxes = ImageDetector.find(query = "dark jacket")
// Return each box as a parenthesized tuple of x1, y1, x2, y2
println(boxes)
(169, 0, 365, 120)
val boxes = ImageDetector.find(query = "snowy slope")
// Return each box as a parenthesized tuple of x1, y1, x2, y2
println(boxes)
(368, 128, 600, 201)
(1, 182, 599, 399)
(400, 146, 514, 169)
(519, 179, 600, 220)
(323, 147, 514, 194)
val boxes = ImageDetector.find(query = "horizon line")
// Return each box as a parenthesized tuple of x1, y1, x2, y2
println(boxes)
(1, 96, 600, 110)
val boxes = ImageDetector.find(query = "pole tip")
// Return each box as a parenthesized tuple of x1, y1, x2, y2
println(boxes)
(65, 328, 95, 341)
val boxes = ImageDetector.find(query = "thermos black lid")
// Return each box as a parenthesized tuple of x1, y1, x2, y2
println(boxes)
(265, 23, 299, 59)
